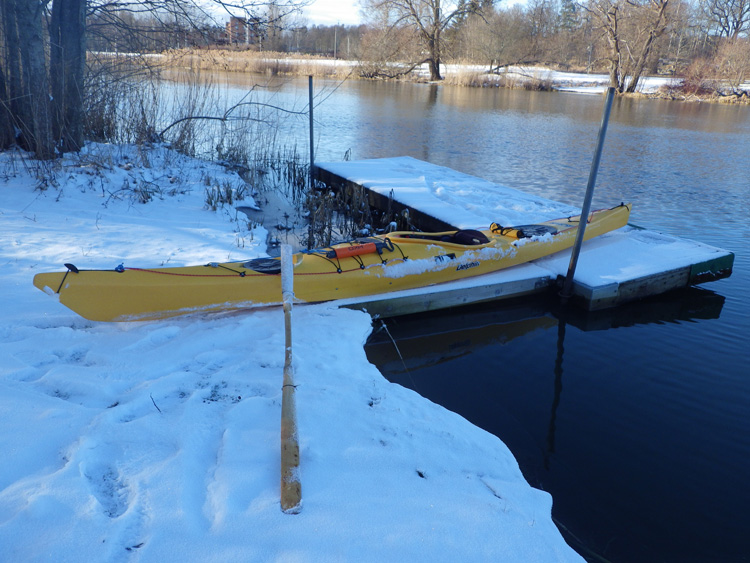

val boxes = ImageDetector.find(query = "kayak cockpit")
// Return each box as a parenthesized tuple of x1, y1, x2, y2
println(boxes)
(392, 229, 490, 245)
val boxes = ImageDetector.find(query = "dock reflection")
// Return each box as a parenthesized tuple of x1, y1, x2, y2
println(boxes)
(365, 286, 725, 374)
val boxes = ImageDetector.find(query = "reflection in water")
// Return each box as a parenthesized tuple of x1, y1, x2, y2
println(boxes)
(426, 83, 439, 108)
(366, 287, 725, 372)
(547, 317, 565, 471)
(366, 304, 555, 375)
(365, 288, 734, 562)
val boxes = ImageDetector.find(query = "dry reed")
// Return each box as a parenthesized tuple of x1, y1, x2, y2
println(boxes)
(164, 49, 357, 80)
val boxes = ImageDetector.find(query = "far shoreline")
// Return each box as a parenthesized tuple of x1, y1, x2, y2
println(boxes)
(152, 48, 750, 106)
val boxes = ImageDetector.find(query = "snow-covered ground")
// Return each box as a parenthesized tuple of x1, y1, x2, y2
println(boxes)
(0, 144, 583, 561)
(416, 62, 747, 95)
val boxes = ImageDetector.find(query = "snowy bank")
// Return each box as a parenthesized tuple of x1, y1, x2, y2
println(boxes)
(0, 145, 582, 561)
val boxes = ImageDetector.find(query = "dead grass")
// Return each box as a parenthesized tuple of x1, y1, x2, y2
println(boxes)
(442, 66, 553, 90)
(164, 49, 357, 80)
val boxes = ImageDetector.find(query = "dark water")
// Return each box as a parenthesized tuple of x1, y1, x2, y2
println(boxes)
(224, 76, 750, 561)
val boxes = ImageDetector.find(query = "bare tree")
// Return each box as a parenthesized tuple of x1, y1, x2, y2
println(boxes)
(458, 7, 546, 71)
(699, 0, 750, 38)
(583, 0, 672, 93)
(362, 0, 489, 80)
(359, 22, 423, 77)
(714, 37, 750, 94)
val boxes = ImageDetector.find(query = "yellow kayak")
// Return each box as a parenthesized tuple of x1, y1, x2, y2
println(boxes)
(33, 203, 631, 322)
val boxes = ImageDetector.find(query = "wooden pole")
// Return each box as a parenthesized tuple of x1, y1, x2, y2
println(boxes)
(561, 87, 616, 301)
(280, 244, 301, 513)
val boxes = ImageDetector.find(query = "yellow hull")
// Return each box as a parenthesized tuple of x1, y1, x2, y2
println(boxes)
(33, 204, 631, 322)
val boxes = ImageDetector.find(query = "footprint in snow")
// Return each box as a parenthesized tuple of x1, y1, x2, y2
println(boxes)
(81, 462, 130, 519)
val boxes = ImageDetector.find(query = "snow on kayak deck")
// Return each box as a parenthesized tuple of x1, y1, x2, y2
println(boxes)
(318, 157, 733, 311)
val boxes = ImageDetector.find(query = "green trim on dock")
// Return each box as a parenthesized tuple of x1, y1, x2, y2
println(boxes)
(689, 253, 734, 283)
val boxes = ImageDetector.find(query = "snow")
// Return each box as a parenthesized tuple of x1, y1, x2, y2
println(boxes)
(533, 226, 733, 287)
(405, 63, 685, 94)
(295, 56, 750, 95)
(318, 157, 731, 292)
(320, 156, 581, 230)
(379, 245, 517, 279)
(0, 145, 582, 561)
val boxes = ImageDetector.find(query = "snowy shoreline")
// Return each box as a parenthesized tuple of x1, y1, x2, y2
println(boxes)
(165, 50, 750, 101)
(0, 145, 583, 561)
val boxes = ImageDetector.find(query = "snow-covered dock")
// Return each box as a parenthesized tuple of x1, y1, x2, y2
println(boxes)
(316, 157, 734, 315)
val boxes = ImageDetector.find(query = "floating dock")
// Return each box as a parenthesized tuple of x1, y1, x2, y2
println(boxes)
(315, 157, 733, 316)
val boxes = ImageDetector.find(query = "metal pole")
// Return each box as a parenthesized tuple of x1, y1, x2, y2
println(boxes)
(560, 87, 616, 301)
(307, 77, 315, 249)
(308, 76, 315, 190)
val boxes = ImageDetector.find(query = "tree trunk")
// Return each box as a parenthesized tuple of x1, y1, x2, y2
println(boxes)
(15, 0, 54, 158)
(0, 0, 13, 148)
(603, 4, 626, 93)
(624, 0, 670, 93)
(608, 62, 624, 93)
(50, 0, 87, 152)
(1, 0, 24, 148)
(428, 3, 443, 80)
(427, 54, 442, 80)
(0, 64, 14, 149)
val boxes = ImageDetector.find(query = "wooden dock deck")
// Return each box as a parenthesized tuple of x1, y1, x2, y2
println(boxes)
(315, 157, 733, 315)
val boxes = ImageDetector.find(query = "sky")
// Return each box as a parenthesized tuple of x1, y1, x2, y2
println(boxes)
(303, 0, 362, 25)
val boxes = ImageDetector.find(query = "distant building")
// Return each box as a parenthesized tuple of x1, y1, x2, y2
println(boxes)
(226, 17, 249, 44)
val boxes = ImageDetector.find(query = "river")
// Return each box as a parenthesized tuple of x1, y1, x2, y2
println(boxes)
(205, 73, 749, 562)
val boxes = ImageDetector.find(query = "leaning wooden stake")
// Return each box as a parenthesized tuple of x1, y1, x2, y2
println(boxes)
(280, 244, 302, 513)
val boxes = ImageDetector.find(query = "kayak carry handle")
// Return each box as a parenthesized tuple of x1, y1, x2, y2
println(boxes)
(329, 242, 378, 259)
(326, 238, 395, 260)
